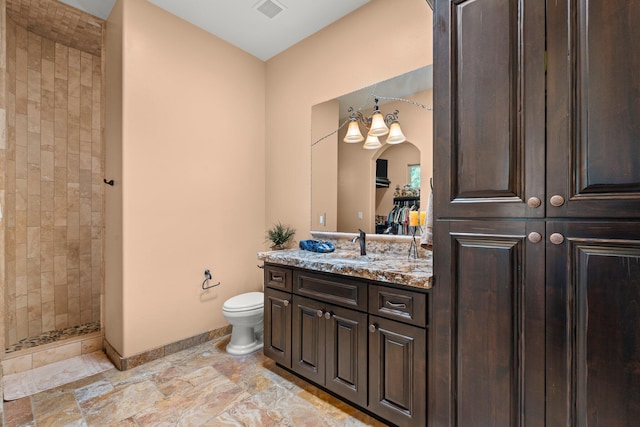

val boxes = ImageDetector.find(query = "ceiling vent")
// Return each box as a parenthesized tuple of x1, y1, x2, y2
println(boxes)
(255, 0, 286, 19)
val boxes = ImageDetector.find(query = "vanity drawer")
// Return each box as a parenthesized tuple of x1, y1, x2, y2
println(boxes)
(369, 285, 427, 327)
(264, 264, 292, 292)
(294, 270, 367, 311)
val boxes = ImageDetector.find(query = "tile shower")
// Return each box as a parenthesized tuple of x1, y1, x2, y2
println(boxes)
(3, 0, 104, 355)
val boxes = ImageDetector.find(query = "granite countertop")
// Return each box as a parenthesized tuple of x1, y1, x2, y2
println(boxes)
(258, 249, 433, 289)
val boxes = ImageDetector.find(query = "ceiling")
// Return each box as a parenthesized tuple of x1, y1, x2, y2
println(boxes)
(58, 0, 371, 61)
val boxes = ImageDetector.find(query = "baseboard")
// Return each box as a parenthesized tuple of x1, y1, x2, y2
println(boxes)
(104, 325, 232, 371)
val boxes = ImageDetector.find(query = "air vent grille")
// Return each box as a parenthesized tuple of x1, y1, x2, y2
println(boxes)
(255, 0, 285, 19)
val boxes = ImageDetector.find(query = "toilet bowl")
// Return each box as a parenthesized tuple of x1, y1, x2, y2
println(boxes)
(222, 291, 264, 355)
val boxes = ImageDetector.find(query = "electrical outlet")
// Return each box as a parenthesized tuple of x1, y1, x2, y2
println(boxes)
(358, 211, 363, 220)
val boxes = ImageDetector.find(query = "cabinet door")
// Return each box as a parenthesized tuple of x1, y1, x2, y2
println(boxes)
(547, 0, 640, 217)
(368, 315, 426, 427)
(431, 220, 545, 427)
(325, 304, 368, 407)
(291, 295, 325, 384)
(546, 221, 640, 426)
(434, 0, 545, 219)
(264, 288, 292, 368)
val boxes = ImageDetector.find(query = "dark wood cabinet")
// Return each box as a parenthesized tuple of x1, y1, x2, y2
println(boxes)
(292, 294, 368, 407)
(433, 0, 546, 219)
(433, 0, 640, 425)
(325, 301, 368, 407)
(369, 315, 426, 427)
(546, 221, 640, 426)
(264, 264, 293, 292)
(432, 220, 545, 427)
(264, 285, 292, 368)
(291, 268, 369, 404)
(546, 0, 640, 218)
(434, 0, 640, 220)
(291, 295, 326, 384)
(264, 264, 429, 425)
(369, 284, 428, 426)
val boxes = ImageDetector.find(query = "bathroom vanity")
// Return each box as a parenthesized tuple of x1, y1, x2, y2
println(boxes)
(260, 241, 432, 427)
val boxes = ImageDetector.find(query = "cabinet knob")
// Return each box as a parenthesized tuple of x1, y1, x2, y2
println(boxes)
(283, 300, 289, 307)
(550, 233, 565, 245)
(528, 232, 542, 243)
(324, 311, 332, 320)
(550, 195, 565, 207)
(368, 324, 377, 333)
(316, 310, 324, 318)
(527, 197, 542, 208)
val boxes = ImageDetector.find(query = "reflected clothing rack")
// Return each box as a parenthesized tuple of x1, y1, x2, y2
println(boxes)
(381, 197, 420, 235)
(393, 196, 420, 208)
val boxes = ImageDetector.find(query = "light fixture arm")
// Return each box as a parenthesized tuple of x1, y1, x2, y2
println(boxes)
(348, 106, 371, 130)
(383, 110, 400, 125)
(348, 98, 401, 131)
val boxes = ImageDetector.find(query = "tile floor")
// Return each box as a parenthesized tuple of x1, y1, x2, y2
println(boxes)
(2, 336, 389, 426)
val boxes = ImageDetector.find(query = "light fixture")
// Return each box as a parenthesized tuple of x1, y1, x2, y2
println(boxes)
(386, 120, 407, 144)
(344, 119, 365, 143)
(363, 134, 382, 150)
(343, 98, 407, 148)
(368, 103, 389, 136)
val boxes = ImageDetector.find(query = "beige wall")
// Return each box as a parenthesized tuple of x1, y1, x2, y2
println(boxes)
(103, 0, 430, 359)
(105, 0, 266, 357)
(104, 0, 124, 355)
(265, 0, 433, 238)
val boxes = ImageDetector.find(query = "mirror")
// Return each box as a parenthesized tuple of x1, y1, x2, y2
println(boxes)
(311, 66, 433, 234)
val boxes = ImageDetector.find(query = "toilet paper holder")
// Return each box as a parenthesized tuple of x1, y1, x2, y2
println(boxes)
(202, 269, 220, 290)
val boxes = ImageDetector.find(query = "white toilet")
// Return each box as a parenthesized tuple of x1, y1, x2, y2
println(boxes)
(222, 291, 264, 355)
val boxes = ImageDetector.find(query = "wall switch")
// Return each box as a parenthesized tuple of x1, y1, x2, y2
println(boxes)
(358, 211, 363, 220)
(319, 215, 324, 225)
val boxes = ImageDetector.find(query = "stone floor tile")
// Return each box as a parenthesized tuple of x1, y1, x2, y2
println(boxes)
(79, 380, 164, 425)
(32, 391, 85, 427)
(3, 397, 35, 427)
(2, 336, 386, 426)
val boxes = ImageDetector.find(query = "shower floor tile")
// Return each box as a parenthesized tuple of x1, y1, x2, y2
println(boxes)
(5, 321, 101, 354)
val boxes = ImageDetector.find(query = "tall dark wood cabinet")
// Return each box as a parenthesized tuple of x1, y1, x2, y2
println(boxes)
(432, 0, 640, 426)
(546, 222, 640, 426)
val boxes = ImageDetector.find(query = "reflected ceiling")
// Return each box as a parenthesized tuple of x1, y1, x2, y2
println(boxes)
(337, 66, 434, 119)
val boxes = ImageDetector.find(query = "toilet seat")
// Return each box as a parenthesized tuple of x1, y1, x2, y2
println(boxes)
(223, 292, 263, 312)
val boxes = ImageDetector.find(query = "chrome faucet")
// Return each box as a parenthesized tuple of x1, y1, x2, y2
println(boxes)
(351, 229, 367, 256)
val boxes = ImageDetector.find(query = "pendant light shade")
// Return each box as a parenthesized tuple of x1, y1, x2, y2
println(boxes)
(368, 110, 389, 136)
(363, 134, 382, 150)
(343, 119, 365, 143)
(386, 121, 407, 144)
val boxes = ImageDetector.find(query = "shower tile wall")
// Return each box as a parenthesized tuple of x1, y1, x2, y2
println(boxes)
(4, 16, 102, 346)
